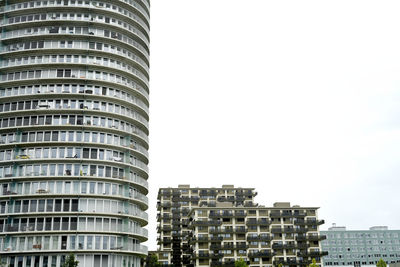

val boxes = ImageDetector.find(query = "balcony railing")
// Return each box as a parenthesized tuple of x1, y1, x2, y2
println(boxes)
(307, 234, 327, 241)
(248, 250, 274, 257)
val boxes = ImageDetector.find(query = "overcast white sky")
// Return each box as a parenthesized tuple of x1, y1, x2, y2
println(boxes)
(146, 0, 400, 250)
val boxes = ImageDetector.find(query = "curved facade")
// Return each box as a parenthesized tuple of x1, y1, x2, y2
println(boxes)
(0, 0, 150, 266)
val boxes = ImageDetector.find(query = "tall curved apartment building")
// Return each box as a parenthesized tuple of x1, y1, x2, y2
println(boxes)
(0, 0, 150, 266)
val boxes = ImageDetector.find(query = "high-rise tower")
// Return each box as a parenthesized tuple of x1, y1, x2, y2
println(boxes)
(0, 0, 150, 266)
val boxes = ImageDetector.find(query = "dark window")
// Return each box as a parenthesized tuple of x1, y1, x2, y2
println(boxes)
(45, 116, 52, 125)
(44, 131, 51, 141)
(83, 148, 89, 158)
(69, 115, 75, 125)
(90, 149, 97, 159)
(57, 69, 64, 77)
(55, 199, 62, 211)
(62, 217, 69, 230)
(22, 200, 29, 212)
(45, 218, 52, 230)
(52, 131, 59, 141)
(38, 116, 44, 125)
(16, 117, 22, 126)
(53, 217, 60, 230)
(63, 199, 70, 212)
(70, 217, 77, 230)
(71, 199, 79, 212)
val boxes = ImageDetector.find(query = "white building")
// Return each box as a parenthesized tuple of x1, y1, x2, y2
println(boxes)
(0, 0, 150, 266)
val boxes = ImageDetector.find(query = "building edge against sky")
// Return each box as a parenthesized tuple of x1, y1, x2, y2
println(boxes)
(0, 0, 150, 266)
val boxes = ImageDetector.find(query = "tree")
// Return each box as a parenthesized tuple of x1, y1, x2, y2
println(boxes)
(377, 259, 387, 267)
(309, 258, 318, 267)
(145, 254, 161, 267)
(0, 256, 8, 267)
(235, 258, 248, 267)
(62, 254, 79, 267)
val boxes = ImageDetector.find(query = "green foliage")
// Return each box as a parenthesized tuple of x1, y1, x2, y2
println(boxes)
(235, 258, 248, 267)
(377, 259, 387, 267)
(0, 257, 8, 267)
(308, 258, 318, 267)
(62, 254, 79, 267)
(146, 254, 161, 267)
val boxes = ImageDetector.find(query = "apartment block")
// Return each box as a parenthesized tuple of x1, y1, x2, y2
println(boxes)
(0, 0, 150, 266)
(321, 225, 400, 267)
(156, 185, 326, 267)
(157, 185, 257, 266)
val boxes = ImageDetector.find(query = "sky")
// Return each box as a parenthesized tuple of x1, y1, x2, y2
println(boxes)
(146, 0, 400, 250)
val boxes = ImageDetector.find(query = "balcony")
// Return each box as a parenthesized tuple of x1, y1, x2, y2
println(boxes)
(192, 252, 210, 259)
(235, 243, 248, 250)
(298, 250, 329, 257)
(209, 211, 234, 218)
(159, 191, 172, 197)
(293, 211, 307, 217)
(281, 211, 293, 217)
(247, 234, 271, 242)
(160, 202, 172, 207)
(221, 244, 235, 250)
(157, 213, 172, 220)
(192, 220, 222, 226)
(210, 253, 224, 259)
(284, 227, 296, 233)
(307, 234, 327, 241)
(172, 226, 181, 231)
(157, 237, 172, 244)
(271, 227, 283, 233)
(172, 191, 181, 196)
(295, 227, 308, 233)
(296, 243, 309, 249)
(157, 225, 172, 231)
(294, 219, 306, 225)
(234, 210, 247, 217)
(172, 203, 181, 207)
(234, 227, 247, 233)
(192, 236, 223, 242)
(272, 243, 283, 250)
(244, 202, 258, 207)
(209, 228, 233, 234)
(296, 235, 307, 241)
(235, 190, 257, 196)
(270, 210, 281, 217)
(273, 243, 295, 250)
(210, 244, 222, 250)
(199, 190, 217, 196)
(248, 250, 273, 258)
(305, 219, 325, 226)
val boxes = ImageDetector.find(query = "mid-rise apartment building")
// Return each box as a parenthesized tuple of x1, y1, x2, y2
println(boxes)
(157, 185, 258, 266)
(0, 0, 150, 266)
(189, 202, 326, 267)
(157, 185, 326, 267)
(321, 225, 400, 267)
